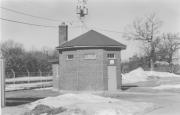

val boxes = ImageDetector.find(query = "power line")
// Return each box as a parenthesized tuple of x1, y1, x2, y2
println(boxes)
(0, 16, 128, 33)
(0, 7, 63, 22)
(0, 17, 57, 28)
(88, 25, 127, 34)
(0, 17, 83, 29)
(0, 7, 127, 34)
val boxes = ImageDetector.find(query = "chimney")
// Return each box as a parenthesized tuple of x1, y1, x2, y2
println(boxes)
(59, 22, 68, 46)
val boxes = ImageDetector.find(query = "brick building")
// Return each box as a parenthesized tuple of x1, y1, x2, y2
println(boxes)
(53, 23, 126, 91)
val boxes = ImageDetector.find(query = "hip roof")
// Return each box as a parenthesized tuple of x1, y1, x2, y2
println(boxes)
(57, 30, 126, 50)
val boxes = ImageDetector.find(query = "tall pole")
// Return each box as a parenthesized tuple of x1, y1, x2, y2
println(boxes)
(11, 69, 15, 85)
(0, 51, 5, 107)
(26, 69, 30, 83)
(76, 0, 88, 33)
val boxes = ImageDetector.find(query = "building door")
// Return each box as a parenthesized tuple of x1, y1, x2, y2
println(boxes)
(108, 66, 117, 91)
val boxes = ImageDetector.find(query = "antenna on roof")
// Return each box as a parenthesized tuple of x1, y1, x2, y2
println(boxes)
(76, 0, 88, 18)
(76, 0, 88, 33)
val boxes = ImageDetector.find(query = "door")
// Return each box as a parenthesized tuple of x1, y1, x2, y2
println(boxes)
(108, 66, 117, 91)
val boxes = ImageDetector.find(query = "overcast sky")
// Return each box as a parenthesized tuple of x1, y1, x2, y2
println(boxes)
(0, 0, 180, 61)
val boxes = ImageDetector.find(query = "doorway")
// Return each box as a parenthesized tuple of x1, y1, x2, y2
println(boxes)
(108, 66, 117, 91)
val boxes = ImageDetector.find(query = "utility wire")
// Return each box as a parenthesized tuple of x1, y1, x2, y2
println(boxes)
(0, 7, 81, 26)
(0, 7, 127, 33)
(88, 25, 127, 34)
(0, 17, 57, 28)
(0, 15, 128, 33)
(0, 17, 82, 29)
(0, 6, 63, 22)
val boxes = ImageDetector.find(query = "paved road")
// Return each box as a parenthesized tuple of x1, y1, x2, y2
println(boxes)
(145, 93, 180, 115)
(105, 90, 180, 115)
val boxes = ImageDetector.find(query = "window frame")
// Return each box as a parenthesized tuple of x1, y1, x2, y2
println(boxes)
(66, 54, 74, 60)
(107, 53, 115, 59)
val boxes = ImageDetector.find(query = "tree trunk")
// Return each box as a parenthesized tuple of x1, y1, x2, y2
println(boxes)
(150, 42, 155, 71)
(168, 55, 173, 73)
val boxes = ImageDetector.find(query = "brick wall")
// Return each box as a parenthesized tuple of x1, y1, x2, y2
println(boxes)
(59, 49, 104, 90)
(57, 48, 122, 91)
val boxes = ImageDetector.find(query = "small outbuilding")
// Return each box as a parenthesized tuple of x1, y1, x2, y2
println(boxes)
(53, 23, 126, 91)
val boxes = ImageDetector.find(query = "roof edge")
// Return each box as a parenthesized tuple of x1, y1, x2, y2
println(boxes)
(56, 45, 126, 50)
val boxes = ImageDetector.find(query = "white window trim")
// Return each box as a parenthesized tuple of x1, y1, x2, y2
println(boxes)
(66, 54, 74, 60)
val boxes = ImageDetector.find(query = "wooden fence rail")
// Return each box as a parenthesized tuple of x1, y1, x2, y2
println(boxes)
(5, 76, 53, 91)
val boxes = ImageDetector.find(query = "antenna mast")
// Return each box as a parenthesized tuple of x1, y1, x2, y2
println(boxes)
(76, 0, 88, 33)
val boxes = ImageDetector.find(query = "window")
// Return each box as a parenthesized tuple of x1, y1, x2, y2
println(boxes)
(67, 54, 74, 60)
(84, 54, 96, 59)
(107, 53, 115, 59)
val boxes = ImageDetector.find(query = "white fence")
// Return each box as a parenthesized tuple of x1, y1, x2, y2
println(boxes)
(5, 76, 53, 91)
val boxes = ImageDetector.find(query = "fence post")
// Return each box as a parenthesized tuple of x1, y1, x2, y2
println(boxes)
(76, 71, 79, 91)
(11, 69, 15, 85)
(1, 52, 5, 107)
(26, 69, 30, 83)
(39, 69, 43, 88)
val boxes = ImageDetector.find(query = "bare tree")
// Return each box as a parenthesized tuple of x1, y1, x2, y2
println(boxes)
(123, 13, 162, 70)
(158, 33, 180, 72)
(0, 40, 25, 77)
(0, 40, 53, 77)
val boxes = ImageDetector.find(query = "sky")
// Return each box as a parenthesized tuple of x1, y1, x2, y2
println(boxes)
(0, 0, 180, 61)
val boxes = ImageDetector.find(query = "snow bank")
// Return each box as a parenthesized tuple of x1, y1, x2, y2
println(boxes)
(122, 68, 148, 84)
(122, 67, 180, 84)
(28, 93, 155, 115)
(146, 71, 180, 78)
(153, 84, 180, 90)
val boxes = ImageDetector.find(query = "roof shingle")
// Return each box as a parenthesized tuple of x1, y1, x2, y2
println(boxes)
(57, 30, 126, 49)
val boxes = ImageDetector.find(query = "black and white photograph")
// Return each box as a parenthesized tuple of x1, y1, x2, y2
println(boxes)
(0, 0, 180, 115)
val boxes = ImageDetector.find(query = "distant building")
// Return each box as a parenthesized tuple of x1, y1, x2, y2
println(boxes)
(52, 23, 126, 91)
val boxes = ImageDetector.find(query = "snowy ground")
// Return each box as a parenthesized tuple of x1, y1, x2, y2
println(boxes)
(122, 68, 180, 84)
(6, 76, 52, 83)
(2, 68, 180, 115)
(122, 68, 180, 91)
(102, 91, 180, 115)
(152, 84, 180, 90)
(2, 93, 157, 115)
(2, 90, 180, 115)
(6, 82, 52, 91)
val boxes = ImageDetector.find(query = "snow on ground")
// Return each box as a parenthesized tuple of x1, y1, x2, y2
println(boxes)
(6, 82, 52, 91)
(27, 93, 155, 115)
(122, 68, 180, 84)
(6, 76, 52, 83)
(122, 68, 148, 84)
(146, 71, 180, 78)
(153, 84, 180, 90)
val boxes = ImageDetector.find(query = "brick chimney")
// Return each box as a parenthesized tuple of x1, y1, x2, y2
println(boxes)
(59, 22, 68, 46)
